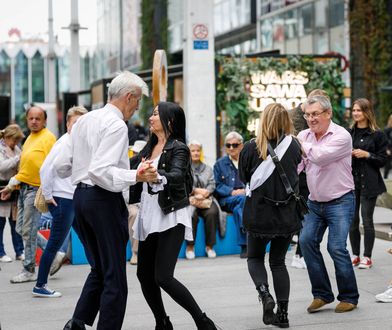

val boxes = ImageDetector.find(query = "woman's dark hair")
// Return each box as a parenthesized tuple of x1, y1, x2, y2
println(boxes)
(142, 102, 187, 159)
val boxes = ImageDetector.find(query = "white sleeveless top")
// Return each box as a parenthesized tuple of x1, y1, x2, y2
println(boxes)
(132, 154, 193, 241)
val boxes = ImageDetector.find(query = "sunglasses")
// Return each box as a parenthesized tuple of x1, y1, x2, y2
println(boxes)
(225, 143, 240, 149)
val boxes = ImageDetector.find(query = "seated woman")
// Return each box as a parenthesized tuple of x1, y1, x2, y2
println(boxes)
(186, 140, 220, 259)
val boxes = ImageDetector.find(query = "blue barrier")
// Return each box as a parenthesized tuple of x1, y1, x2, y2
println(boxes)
(70, 215, 276, 264)
(70, 228, 132, 265)
(178, 214, 241, 258)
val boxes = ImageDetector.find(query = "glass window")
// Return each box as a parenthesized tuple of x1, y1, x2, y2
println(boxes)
(14, 51, 28, 120)
(285, 9, 298, 39)
(31, 52, 44, 103)
(329, 0, 344, 28)
(315, 0, 328, 28)
(0, 50, 11, 95)
(260, 18, 273, 50)
(330, 25, 344, 53)
(222, 0, 231, 32)
(298, 4, 313, 36)
(272, 14, 285, 53)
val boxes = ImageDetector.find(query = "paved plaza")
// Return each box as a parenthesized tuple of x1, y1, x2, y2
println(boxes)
(0, 207, 391, 330)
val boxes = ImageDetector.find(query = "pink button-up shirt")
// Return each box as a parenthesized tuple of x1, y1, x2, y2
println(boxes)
(298, 121, 354, 202)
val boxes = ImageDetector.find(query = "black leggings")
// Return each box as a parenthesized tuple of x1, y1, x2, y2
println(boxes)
(137, 224, 203, 323)
(247, 234, 292, 302)
(349, 191, 377, 258)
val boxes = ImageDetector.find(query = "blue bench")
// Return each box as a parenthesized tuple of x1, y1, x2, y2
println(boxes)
(70, 214, 242, 264)
(178, 214, 241, 258)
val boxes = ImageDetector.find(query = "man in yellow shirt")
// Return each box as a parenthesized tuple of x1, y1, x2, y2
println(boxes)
(1, 106, 56, 283)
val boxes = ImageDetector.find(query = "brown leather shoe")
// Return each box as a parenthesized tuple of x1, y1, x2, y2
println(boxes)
(335, 302, 357, 313)
(307, 298, 332, 313)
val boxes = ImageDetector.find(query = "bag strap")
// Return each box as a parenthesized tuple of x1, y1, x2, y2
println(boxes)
(267, 142, 294, 195)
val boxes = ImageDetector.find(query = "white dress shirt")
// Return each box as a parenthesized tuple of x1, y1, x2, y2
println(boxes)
(40, 133, 75, 200)
(54, 104, 137, 192)
(132, 155, 193, 241)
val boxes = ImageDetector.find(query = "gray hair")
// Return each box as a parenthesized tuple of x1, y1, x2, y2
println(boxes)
(108, 71, 149, 101)
(225, 131, 243, 144)
(305, 95, 332, 112)
(66, 106, 88, 122)
(188, 140, 203, 148)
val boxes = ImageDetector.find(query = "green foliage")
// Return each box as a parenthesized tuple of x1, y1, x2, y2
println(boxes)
(216, 55, 345, 140)
(139, 0, 169, 125)
(349, 0, 392, 125)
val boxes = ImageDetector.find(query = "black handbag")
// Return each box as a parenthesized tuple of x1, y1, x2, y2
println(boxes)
(267, 142, 310, 220)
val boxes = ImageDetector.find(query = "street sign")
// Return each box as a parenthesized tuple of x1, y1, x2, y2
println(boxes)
(193, 40, 209, 50)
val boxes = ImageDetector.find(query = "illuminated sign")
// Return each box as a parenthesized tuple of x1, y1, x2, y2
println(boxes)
(249, 70, 309, 112)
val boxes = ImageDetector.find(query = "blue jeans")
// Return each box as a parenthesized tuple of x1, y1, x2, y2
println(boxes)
(36, 196, 75, 287)
(37, 212, 70, 254)
(300, 191, 359, 305)
(220, 195, 246, 246)
(0, 216, 24, 257)
(15, 184, 41, 273)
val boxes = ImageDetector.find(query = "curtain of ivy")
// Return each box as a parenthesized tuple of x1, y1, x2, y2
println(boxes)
(349, 0, 392, 125)
(139, 0, 169, 125)
(216, 56, 345, 140)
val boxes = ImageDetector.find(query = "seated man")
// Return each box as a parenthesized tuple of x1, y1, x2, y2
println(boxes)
(214, 131, 246, 258)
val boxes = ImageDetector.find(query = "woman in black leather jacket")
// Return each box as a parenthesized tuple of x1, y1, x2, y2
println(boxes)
(349, 98, 388, 269)
(131, 102, 216, 330)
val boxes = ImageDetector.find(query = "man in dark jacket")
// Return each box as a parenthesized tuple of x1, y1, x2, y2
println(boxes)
(214, 131, 247, 258)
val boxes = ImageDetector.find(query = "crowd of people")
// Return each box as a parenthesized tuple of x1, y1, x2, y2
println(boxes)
(0, 70, 391, 330)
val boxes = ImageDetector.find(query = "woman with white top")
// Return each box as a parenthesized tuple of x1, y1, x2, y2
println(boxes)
(131, 102, 217, 330)
(32, 106, 88, 298)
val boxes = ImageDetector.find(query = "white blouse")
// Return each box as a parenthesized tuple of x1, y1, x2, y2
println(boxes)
(132, 155, 193, 241)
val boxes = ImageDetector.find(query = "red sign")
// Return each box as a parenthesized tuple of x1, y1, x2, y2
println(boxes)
(193, 24, 208, 40)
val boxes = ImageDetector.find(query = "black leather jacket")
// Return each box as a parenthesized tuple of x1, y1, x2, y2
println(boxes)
(349, 127, 387, 197)
(129, 138, 193, 214)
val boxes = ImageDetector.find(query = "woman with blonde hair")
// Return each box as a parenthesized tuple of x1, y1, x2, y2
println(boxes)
(349, 98, 387, 269)
(239, 103, 302, 328)
(0, 124, 25, 263)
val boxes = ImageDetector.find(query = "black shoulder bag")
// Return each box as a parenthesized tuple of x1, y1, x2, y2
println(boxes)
(267, 143, 310, 220)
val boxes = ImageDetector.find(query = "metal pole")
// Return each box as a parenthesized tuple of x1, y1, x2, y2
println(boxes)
(70, 0, 81, 92)
(47, 0, 57, 103)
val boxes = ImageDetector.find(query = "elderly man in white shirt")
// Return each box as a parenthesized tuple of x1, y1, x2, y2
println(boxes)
(55, 71, 157, 330)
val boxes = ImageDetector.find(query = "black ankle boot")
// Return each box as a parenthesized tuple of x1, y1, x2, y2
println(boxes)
(196, 313, 217, 330)
(257, 284, 276, 325)
(272, 301, 289, 328)
(63, 318, 86, 330)
(155, 316, 173, 330)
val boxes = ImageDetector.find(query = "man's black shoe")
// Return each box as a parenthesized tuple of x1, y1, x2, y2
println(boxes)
(63, 319, 86, 330)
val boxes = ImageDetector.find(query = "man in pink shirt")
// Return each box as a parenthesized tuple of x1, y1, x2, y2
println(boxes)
(298, 95, 359, 314)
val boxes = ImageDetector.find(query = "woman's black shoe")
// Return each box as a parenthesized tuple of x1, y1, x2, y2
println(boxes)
(272, 301, 289, 328)
(257, 284, 276, 325)
(63, 318, 86, 330)
(155, 316, 173, 330)
(196, 313, 217, 330)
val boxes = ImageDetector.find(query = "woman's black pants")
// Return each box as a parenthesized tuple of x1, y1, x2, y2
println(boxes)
(247, 234, 292, 302)
(137, 224, 204, 323)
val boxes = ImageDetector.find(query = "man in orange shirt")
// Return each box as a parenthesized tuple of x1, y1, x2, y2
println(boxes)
(1, 106, 56, 283)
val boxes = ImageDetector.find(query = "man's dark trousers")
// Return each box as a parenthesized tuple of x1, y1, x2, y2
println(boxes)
(72, 185, 129, 330)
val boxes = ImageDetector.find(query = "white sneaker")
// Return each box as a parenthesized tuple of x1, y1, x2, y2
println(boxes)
(290, 254, 307, 269)
(49, 252, 66, 276)
(375, 286, 392, 303)
(206, 248, 216, 259)
(10, 269, 37, 283)
(0, 255, 12, 263)
(16, 253, 25, 261)
(185, 249, 195, 260)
